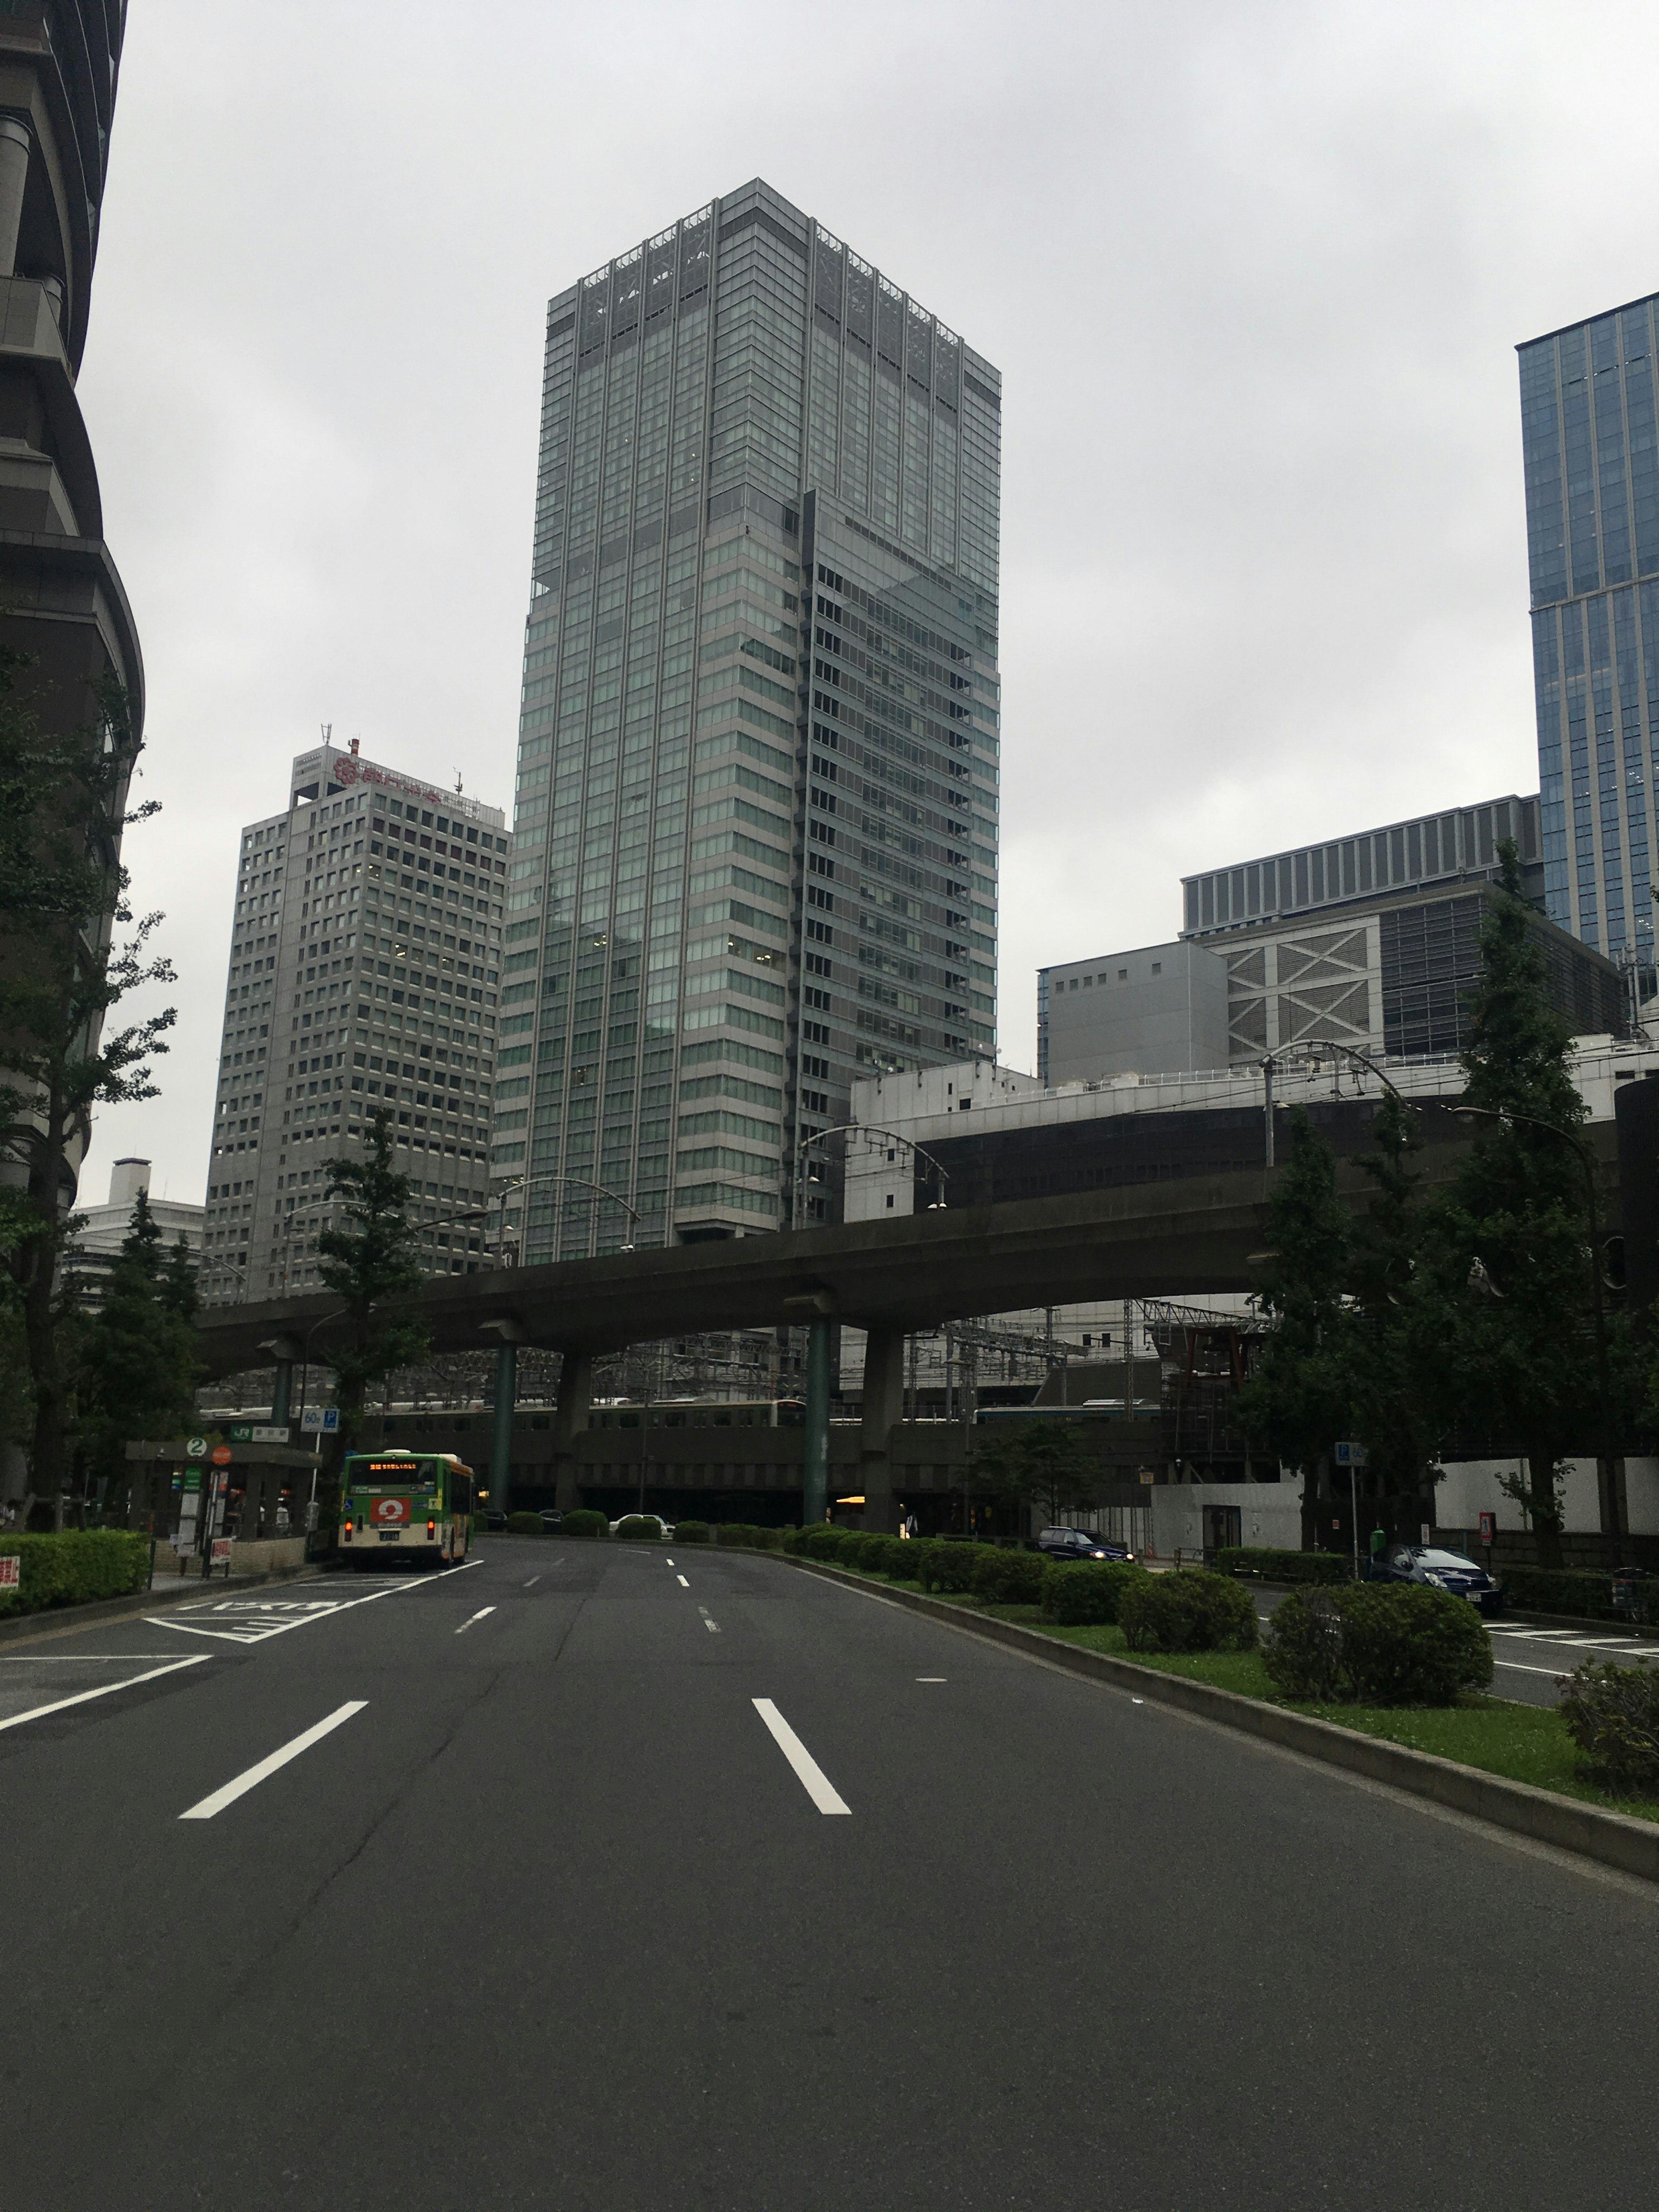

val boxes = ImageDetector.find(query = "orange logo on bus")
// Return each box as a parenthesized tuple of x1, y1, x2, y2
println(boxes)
(372, 1496, 410, 1525)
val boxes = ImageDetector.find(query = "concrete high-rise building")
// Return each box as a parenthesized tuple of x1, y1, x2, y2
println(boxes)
(506, 179, 1001, 1259)
(0, 6, 143, 1221)
(199, 740, 510, 1305)
(1519, 292, 1659, 975)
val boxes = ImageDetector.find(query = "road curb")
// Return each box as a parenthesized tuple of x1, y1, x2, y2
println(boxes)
(780, 1556, 1659, 1887)
(0, 1561, 333, 1648)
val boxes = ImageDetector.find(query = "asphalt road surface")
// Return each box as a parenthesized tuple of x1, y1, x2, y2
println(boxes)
(6, 1538, 1659, 2212)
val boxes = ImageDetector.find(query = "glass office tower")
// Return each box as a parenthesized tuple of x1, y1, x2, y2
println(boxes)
(503, 180, 1001, 1259)
(1519, 291, 1659, 978)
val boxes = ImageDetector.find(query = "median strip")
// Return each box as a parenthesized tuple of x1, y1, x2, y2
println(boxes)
(776, 1556, 1659, 1885)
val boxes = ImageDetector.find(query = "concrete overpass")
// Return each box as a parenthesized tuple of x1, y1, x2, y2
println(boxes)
(203, 1131, 1567, 1531)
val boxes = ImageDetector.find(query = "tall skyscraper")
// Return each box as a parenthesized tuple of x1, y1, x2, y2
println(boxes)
(1519, 291, 1659, 978)
(199, 740, 510, 1304)
(507, 179, 1001, 1260)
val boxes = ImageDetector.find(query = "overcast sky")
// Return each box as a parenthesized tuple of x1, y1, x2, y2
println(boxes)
(78, 0, 1659, 1200)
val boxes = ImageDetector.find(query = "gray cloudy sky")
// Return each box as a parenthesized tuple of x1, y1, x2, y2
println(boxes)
(80, 0, 1659, 1200)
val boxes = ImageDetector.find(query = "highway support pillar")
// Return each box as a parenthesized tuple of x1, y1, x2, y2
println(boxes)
(552, 1349, 593, 1515)
(858, 1325, 905, 1534)
(481, 1320, 526, 1519)
(263, 1336, 302, 1430)
(804, 1319, 832, 1526)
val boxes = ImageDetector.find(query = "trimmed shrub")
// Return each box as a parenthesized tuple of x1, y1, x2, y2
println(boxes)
(970, 1547, 1049, 1605)
(673, 1520, 711, 1544)
(506, 1511, 543, 1536)
(561, 1509, 609, 1540)
(748, 1526, 785, 1551)
(715, 1523, 752, 1547)
(836, 1532, 884, 1572)
(615, 1515, 661, 1540)
(1119, 1569, 1258, 1653)
(1215, 1546, 1349, 1586)
(865, 1536, 916, 1579)
(1559, 1660, 1659, 1794)
(1263, 1583, 1492, 1705)
(793, 1524, 848, 1560)
(0, 1530, 151, 1616)
(1040, 1560, 1147, 1625)
(916, 1540, 981, 1595)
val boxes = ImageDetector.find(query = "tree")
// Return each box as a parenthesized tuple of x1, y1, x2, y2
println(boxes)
(1238, 1106, 1357, 1547)
(1342, 1090, 1455, 1541)
(1438, 839, 1604, 1567)
(0, 667, 173, 1517)
(968, 1418, 1100, 1529)
(72, 1189, 201, 1522)
(315, 1109, 430, 1453)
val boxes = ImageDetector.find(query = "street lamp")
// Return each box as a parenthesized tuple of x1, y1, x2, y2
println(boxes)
(1448, 1103, 1621, 1560)
(790, 1122, 950, 1230)
(1259, 1042, 1411, 1169)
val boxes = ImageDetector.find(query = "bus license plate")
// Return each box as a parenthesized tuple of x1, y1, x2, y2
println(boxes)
(378, 1530, 402, 1542)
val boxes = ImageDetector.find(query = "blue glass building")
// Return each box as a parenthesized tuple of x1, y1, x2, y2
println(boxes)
(1519, 293, 1659, 974)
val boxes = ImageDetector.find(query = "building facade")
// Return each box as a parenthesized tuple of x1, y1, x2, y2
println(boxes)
(1520, 292, 1659, 969)
(1038, 940, 1228, 1084)
(65, 1157, 201, 1301)
(199, 741, 510, 1303)
(0, 5, 143, 1220)
(506, 179, 1001, 1258)
(1179, 794, 1543, 939)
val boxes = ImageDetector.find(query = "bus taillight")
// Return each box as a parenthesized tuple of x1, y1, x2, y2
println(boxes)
(343, 1519, 353, 1538)
(427, 1519, 435, 1538)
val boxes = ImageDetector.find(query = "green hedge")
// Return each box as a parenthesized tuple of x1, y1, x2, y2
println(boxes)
(506, 1511, 543, 1536)
(1119, 1569, 1258, 1653)
(672, 1520, 711, 1544)
(615, 1515, 661, 1541)
(714, 1523, 785, 1551)
(1040, 1560, 1147, 1625)
(915, 1540, 984, 1595)
(561, 1509, 609, 1540)
(1215, 1547, 1350, 1585)
(970, 1547, 1049, 1605)
(1263, 1584, 1492, 1705)
(1558, 1659, 1659, 1793)
(0, 1530, 151, 1616)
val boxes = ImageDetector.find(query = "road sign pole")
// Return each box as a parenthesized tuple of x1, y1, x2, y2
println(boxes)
(1351, 1462, 1358, 1583)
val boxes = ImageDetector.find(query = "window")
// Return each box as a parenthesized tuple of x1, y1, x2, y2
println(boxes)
(1117, 968, 1127, 980)
(1151, 962, 1162, 975)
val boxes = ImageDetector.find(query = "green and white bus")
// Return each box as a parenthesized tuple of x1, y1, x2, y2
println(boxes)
(340, 1451, 474, 1569)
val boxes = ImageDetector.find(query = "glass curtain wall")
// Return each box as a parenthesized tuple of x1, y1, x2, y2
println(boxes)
(506, 183, 1000, 1259)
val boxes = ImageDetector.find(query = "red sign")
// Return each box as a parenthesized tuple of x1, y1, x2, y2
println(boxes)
(211, 1538, 232, 1566)
(211, 1445, 232, 1467)
(0, 1555, 18, 1589)
(1478, 1511, 1497, 1542)
(372, 1496, 410, 1526)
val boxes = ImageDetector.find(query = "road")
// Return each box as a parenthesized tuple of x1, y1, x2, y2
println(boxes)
(1248, 1589, 1659, 1709)
(4, 1538, 1659, 2212)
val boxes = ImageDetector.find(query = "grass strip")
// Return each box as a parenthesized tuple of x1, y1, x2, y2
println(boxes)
(811, 1564, 1659, 1827)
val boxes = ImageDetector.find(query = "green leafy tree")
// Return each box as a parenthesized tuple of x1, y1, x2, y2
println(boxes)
(1341, 1090, 1455, 1540)
(72, 1189, 201, 1521)
(1438, 839, 1605, 1567)
(1238, 1106, 1355, 1548)
(0, 667, 173, 1516)
(968, 1418, 1100, 1528)
(315, 1109, 430, 1454)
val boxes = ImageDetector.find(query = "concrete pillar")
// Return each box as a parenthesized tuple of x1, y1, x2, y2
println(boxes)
(270, 1361, 295, 1427)
(490, 1340, 517, 1516)
(551, 1349, 593, 1513)
(858, 1325, 906, 1534)
(803, 1319, 832, 1525)
(0, 118, 29, 280)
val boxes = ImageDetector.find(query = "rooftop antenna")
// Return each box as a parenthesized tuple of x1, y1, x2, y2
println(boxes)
(350, 736, 360, 757)
(321, 722, 332, 746)
(455, 770, 464, 796)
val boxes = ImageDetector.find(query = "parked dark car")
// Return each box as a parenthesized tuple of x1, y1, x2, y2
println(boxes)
(539, 1509, 563, 1532)
(484, 1510, 507, 1533)
(1036, 1526, 1135, 1564)
(1368, 1543, 1503, 1615)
